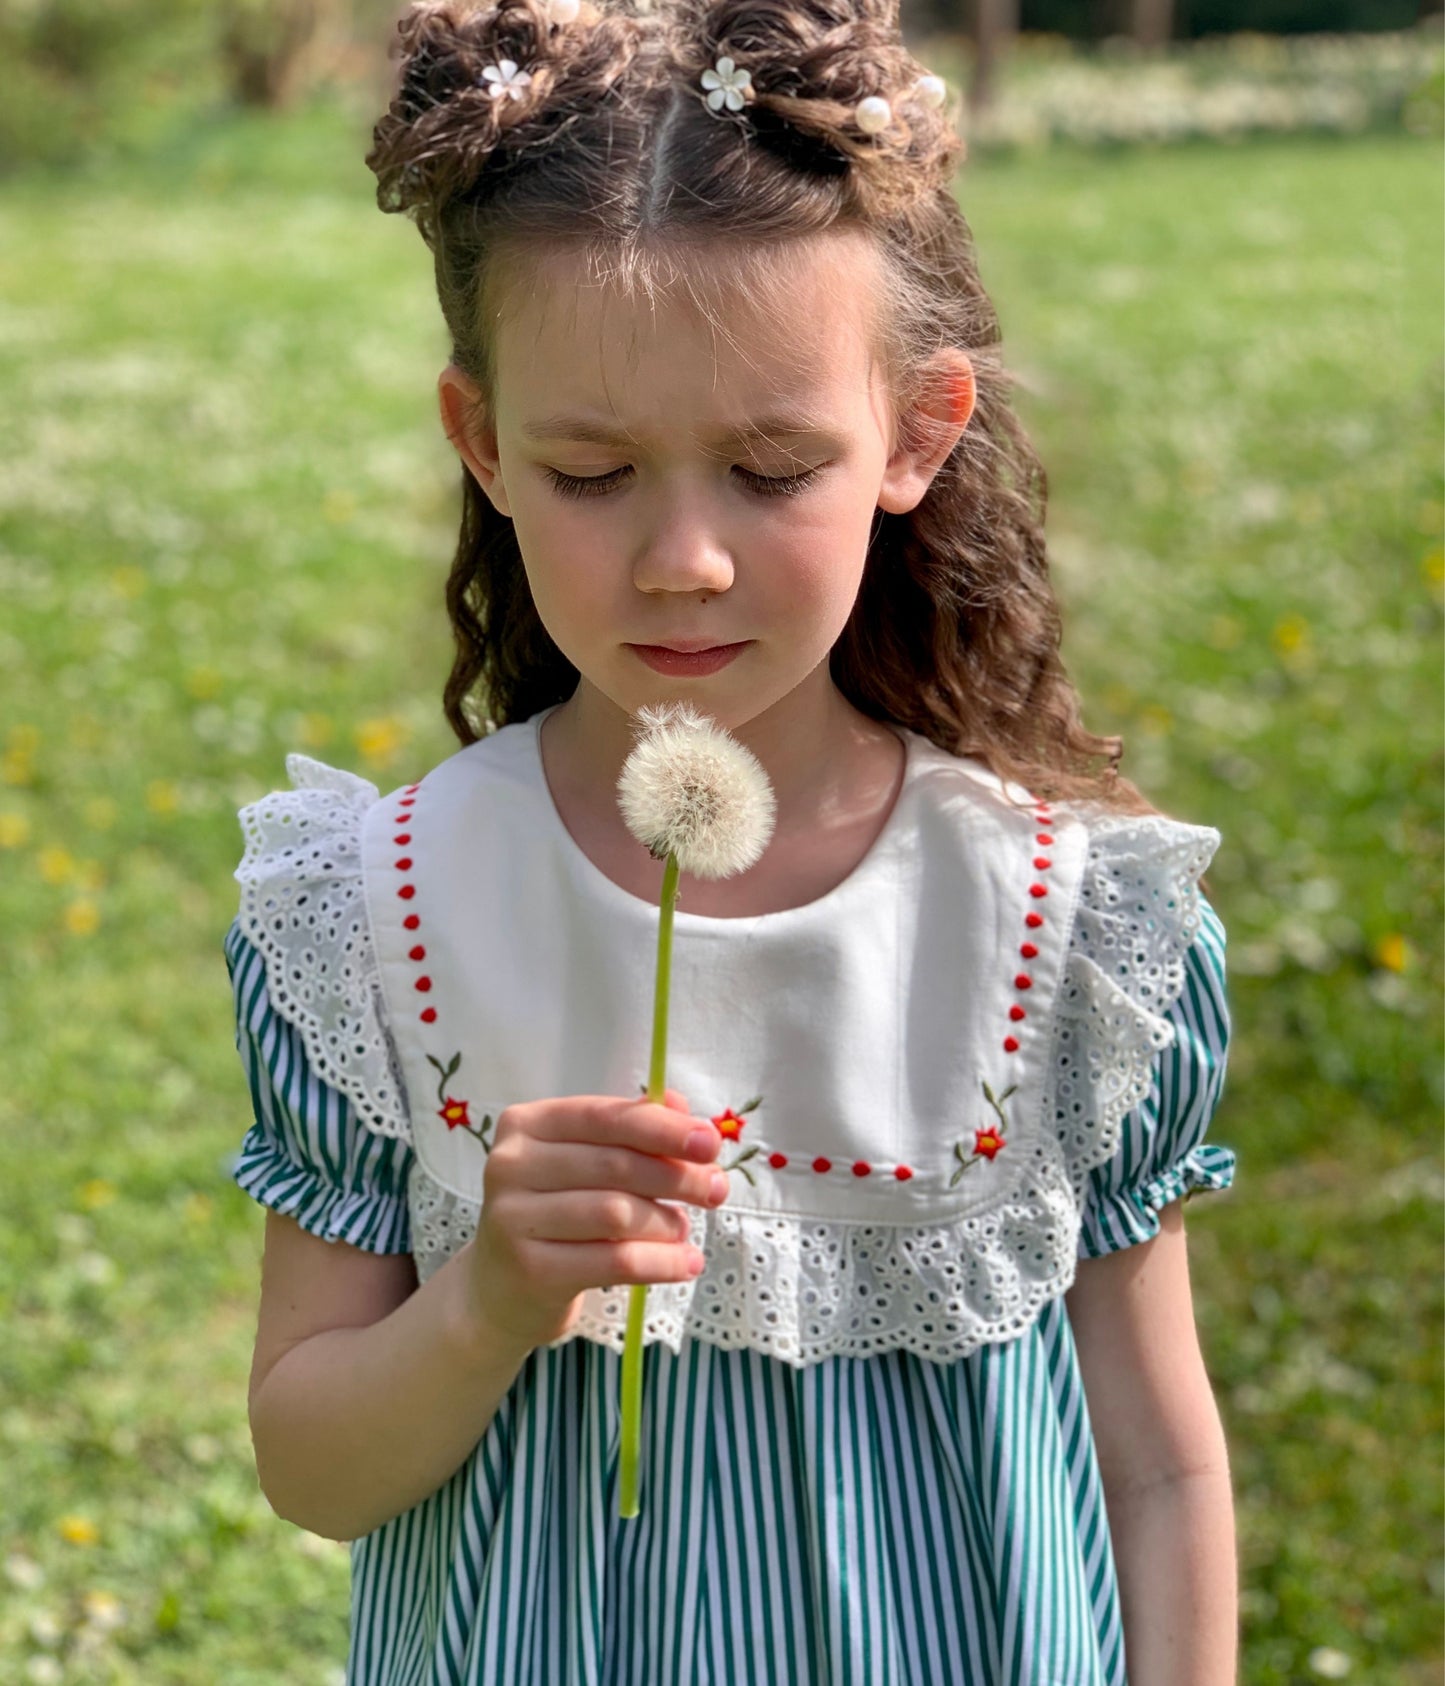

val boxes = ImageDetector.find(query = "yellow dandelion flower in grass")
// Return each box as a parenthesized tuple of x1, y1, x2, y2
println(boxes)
(1422, 548, 1444, 588)
(1271, 614, 1310, 655)
(146, 780, 180, 816)
(58, 1515, 99, 1545)
(84, 797, 117, 831)
(38, 846, 76, 885)
(110, 565, 146, 598)
(323, 489, 357, 524)
(1138, 704, 1173, 737)
(185, 665, 224, 700)
(1373, 933, 1410, 973)
(64, 899, 101, 937)
(8, 724, 39, 755)
(82, 1588, 126, 1632)
(78, 1179, 117, 1211)
(1, 747, 33, 786)
(355, 717, 410, 768)
(0, 812, 30, 848)
(299, 712, 334, 748)
(1102, 682, 1135, 714)
(184, 1192, 213, 1226)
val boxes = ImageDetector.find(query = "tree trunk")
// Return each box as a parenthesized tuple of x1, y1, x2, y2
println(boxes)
(970, 0, 1019, 115)
(1131, 0, 1173, 49)
(218, 0, 348, 109)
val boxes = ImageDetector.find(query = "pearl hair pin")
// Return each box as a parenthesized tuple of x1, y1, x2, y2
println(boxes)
(697, 55, 949, 136)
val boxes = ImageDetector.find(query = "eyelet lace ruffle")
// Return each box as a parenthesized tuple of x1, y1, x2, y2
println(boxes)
(236, 762, 1220, 1363)
(234, 755, 411, 1142)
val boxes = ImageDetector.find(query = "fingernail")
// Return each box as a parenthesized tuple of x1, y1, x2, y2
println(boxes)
(686, 1125, 718, 1158)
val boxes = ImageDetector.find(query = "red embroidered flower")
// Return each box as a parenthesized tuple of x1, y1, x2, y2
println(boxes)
(711, 1107, 748, 1142)
(973, 1124, 1006, 1160)
(438, 1097, 472, 1130)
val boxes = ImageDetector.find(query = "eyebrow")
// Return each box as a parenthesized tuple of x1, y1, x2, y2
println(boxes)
(519, 412, 840, 448)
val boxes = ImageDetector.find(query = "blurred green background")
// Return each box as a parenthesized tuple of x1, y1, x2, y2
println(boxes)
(0, 4, 1441, 1682)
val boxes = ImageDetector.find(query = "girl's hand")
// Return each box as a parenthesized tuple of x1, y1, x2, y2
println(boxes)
(460, 1088, 727, 1355)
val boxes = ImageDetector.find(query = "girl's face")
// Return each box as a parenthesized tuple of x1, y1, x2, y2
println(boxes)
(443, 234, 972, 747)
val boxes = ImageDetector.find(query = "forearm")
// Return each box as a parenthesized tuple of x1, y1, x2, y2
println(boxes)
(249, 1241, 534, 1542)
(1108, 1457, 1239, 1686)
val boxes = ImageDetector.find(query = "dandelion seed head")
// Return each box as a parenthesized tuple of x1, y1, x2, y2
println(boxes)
(617, 702, 776, 879)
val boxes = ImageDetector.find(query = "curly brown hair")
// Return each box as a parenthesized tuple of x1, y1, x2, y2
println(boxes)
(365, 0, 1162, 816)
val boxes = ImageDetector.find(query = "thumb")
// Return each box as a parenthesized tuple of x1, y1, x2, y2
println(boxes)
(661, 1087, 692, 1114)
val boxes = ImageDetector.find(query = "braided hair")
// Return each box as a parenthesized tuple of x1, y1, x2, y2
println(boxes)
(366, 0, 1157, 815)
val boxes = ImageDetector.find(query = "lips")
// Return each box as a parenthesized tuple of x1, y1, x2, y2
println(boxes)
(629, 642, 750, 677)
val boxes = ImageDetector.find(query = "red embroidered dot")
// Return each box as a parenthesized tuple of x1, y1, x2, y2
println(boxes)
(403, 914, 420, 930)
(408, 945, 426, 962)
(1003, 1035, 1020, 1052)
(894, 1165, 914, 1182)
(1009, 1005, 1026, 1021)
(1015, 973, 1033, 989)
(399, 797, 415, 808)
(1029, 884, 1048, 898)
(398, 885, 416, 900)
(769, 1152, 789, 1169)
(415, 976, 432, 992)
(1025, 913, 1044, 928)
(420, 1007, 437, 1024)
(812, 1157, 832, 1174)
(1036, 833, 1054, 845)
(852, 1162, 871, 1178)
(405, 784, 420, 793)
(395, 857, 413, 871)
(394, 833, 411, 845)
(1033, 856, 1052, 870)
(1020, 942, 1039, 958)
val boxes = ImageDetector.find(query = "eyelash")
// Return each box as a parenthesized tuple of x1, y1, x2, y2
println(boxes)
(542, 465, 823, 500)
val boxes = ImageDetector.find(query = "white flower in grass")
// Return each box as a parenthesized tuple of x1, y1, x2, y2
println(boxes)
(480, 59, 531, 101)
(701, 57, 752, 114)
(617, 702, 775, 879)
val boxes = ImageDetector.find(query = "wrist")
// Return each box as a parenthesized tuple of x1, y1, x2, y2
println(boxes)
(439, 1242, 538, 1374)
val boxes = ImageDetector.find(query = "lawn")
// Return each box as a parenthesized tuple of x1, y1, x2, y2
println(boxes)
(0, 98, 1440, 1683)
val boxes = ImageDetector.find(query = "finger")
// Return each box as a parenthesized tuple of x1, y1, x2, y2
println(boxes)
(527, 1095, 720, 1163)
(522, 1138, 726, 1208)
(521, 1190, 695, 1244)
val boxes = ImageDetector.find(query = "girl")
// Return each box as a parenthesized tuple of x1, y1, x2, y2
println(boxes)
(224, 0, 1239, 1680)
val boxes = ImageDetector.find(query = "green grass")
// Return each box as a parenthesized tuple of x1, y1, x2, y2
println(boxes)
(0, 101, 1440, 1683)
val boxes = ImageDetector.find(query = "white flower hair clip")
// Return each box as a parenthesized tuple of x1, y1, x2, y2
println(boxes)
(701, 56, 752, 114)
(479, 58, 532, 101)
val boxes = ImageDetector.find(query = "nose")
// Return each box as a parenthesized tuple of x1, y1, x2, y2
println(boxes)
(632, 488, 735, 597)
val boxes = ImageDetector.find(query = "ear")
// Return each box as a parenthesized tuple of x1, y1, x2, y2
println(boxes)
(437, 363, 512, 518)
(876, 350, 977, 516)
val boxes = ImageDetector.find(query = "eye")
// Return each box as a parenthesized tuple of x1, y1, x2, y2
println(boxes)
(542, 466, 629, 499)
(734, 466, 823, 498)
(542, 464, 824, 500)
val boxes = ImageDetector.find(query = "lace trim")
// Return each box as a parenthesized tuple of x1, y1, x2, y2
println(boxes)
(233, 754, 412, 1142)
(406, 811, 1221, 1365)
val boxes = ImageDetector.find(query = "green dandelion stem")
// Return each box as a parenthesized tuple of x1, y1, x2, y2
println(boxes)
(620, 849, 681, 1521)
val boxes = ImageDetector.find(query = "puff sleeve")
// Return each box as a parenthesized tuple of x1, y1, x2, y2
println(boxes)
(223, 755, 416, 1252)
(1077, 893, 1235, 1257)
(225, 920, 414, 1251)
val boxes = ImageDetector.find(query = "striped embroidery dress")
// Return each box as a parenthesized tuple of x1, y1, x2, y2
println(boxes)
(223, 888, 1233, 1686)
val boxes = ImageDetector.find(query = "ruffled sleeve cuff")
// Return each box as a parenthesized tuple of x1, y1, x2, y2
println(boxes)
(225, 905, 415, 1254)
(1077, 894, 1236, 1258)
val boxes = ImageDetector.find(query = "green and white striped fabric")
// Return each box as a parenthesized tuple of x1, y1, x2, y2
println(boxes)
(223, 898, 1234, 1686)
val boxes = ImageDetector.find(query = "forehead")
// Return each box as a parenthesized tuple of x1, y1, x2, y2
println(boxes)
(488, 233, 886, 434)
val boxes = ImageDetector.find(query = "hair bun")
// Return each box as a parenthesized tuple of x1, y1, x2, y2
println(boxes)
(368, 0, 622, 243)
(675, 0, 961, 215)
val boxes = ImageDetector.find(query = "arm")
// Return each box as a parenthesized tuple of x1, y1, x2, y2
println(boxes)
(1065, 1200, 1238, 1686)
(247, 1212, 534, 1542)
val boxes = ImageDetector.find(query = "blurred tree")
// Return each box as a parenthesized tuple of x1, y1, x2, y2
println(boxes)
(970, 0, 1020, 110)
(217, 0, 346, 107)
(1132, 0, 1173, 45)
